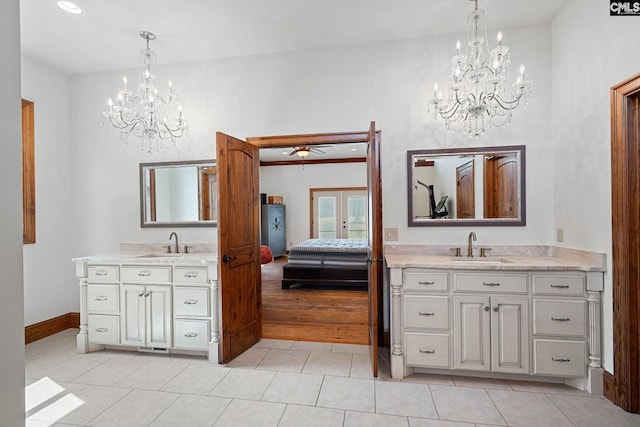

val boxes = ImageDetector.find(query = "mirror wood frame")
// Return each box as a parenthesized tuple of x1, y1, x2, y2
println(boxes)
(139, 159, 217, 228)
(407, 145, 526, 227)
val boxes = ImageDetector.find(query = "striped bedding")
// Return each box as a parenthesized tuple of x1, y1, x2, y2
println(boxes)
(287, 239, 369, 267)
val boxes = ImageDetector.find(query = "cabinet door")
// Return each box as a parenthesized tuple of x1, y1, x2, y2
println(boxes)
(454, 296, 490, 371)
(146, 285, 172, 348)
(491, 297, 529, 374)
(121, 284, 146, 346)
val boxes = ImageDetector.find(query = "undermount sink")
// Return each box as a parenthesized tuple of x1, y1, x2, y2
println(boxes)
(136, 253, 181, 258)
(451, 257, 510, 264)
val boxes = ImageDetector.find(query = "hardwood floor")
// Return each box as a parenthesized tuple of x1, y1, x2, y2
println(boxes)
(261, 257, 368, 344)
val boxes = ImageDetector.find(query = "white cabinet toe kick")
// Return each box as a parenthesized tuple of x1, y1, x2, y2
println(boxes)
(74, 257, 219, 363)
(389, 266, 604, 394)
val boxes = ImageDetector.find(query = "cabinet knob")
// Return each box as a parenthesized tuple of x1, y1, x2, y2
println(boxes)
(484, 306, 490, 312)
(493, 307, 499, 312)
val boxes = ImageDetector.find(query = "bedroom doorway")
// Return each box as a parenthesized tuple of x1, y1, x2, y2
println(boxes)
(242, 122, 383, 376)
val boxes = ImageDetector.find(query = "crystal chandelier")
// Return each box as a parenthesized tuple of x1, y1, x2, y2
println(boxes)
(429, 0, 531, 137)
(103, 31, 187, 153)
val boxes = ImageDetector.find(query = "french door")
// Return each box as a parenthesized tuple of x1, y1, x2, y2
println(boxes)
(311, 188, 367, 239)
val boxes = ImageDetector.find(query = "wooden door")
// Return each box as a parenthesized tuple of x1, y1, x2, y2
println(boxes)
(199, 166, 217, 221)
(491, 297, 529, 374)
(217, 132, 261, 363)
(367, 122, 382, 377)
(456, 160, 475, 219)
(484, 154, 518, 218)
(609, 72, 640, 412)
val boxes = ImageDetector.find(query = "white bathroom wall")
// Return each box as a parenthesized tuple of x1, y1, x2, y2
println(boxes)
(260, 162, 368, 249)
(0, 0, 26, 422)
(551, 1, 640, 373)
(21, 55, 76, 326)
(68, 23, 553, 266)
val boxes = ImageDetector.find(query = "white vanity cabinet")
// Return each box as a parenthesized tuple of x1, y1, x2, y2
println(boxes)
(75, 255, 219, 362)
(388, 261, 604, 393)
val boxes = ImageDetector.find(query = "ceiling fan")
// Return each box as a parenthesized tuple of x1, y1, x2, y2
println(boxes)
(289, 145, 330, 158)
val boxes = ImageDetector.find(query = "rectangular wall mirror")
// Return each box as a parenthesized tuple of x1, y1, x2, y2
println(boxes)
(407, 145, 525, 227)
(140, 159, 217, 228)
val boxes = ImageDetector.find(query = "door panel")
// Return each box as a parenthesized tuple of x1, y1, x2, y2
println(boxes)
(456, 160, 474, 219)
(484, 154, 518, 218)
(147, 285, 172, 348)
(491, 297, 529, 373)
(121, 284, 145, 346)
(454, 296, 490, 371)
(367, 122, 382, 377)
(217, 132, 261, 363)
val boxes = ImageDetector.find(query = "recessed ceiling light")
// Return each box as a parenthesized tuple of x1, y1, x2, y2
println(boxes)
(57, 1, 82, 14)
(281, 151, 288, 155)
(350, 148, 357, 151)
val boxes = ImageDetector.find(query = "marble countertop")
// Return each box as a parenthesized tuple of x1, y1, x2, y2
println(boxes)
(384, 245, 606, 272)
(72, 252, 217, 265)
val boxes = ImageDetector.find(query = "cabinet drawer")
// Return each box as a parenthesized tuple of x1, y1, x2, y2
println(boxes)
(405, 332, 451, 368)
(88, 265, 119, 282)
(454, 273, 528, 294)
(533, 275, 585, 296)
(174, 287, 210, 317)
(174, 319, 209, 350)
(533, 300, 586, 337)
(175, 267, 208, 284)
(122, 266, 171, 283)
(404, 296, 450, 330)
(87, 284, 119, 313)
(404, 271, 449, 292)
(533, 339, 585, 377)
(88, 314, 120, 345)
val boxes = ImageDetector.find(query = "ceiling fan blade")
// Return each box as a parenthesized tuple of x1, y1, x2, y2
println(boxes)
(310, 148, 325, 154)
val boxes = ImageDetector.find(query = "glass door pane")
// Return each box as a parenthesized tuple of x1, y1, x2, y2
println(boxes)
(346, 195, 366, 239)
(318, 196, 337, 238)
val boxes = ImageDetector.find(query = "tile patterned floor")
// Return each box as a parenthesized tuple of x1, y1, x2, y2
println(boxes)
(25, 329, 640, 426)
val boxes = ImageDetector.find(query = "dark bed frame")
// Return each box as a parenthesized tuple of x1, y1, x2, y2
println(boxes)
(281, 264, 368, 289)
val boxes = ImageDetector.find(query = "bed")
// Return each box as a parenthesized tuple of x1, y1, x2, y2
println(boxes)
(281, 238, 369, 289)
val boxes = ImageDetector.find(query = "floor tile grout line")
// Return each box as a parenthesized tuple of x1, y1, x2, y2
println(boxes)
(143, 390, 181, 427)
(483, 387, 515, 427)
(84, 386, 137, 426)
(545, 392, 580, 427)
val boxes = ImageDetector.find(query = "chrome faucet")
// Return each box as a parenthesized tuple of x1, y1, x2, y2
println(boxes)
(169, 232, 179, 254)
(467, 231, 477, 257)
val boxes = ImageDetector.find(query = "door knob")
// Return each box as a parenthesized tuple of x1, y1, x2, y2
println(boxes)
(222, 254, 237, 263)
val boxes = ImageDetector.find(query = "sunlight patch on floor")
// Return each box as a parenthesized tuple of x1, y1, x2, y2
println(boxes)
(25, 377, 84, 426)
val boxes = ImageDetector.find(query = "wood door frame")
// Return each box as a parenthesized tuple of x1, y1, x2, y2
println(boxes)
(247, 127, 384, 365)
(608, 72, 640, 413)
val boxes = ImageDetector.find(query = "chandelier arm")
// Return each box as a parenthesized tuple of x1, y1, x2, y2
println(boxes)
(156, 121, 186, 138)
(488, 93, 522, 110)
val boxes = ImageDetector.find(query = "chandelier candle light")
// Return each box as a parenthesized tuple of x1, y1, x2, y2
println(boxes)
(429, 0, 531, 137)
(103, 31, 187, 153)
